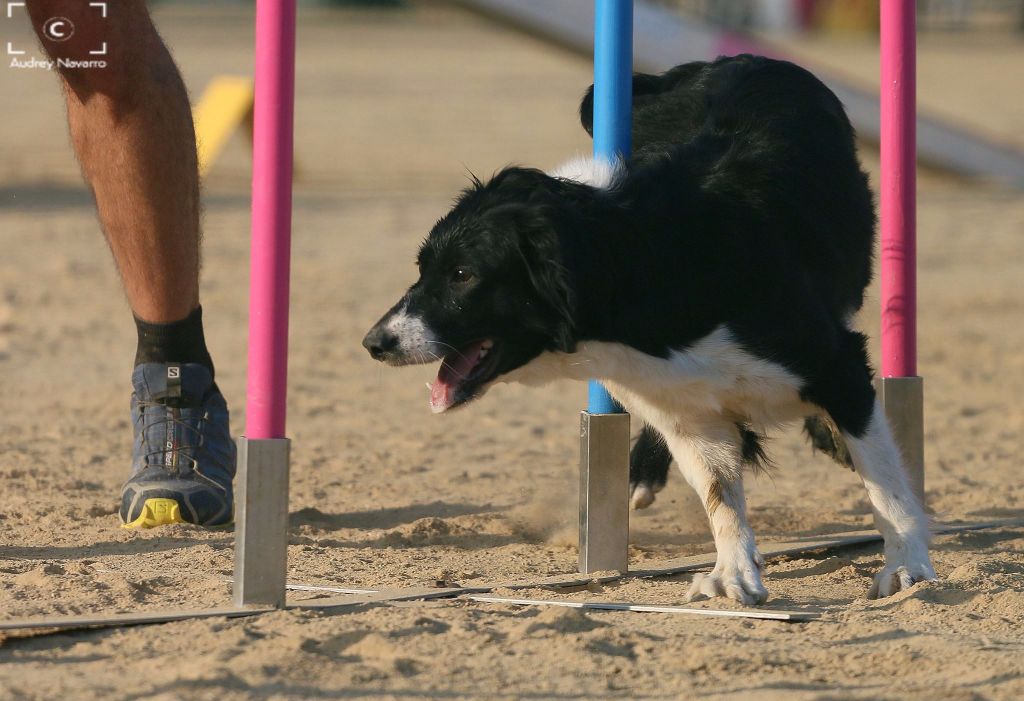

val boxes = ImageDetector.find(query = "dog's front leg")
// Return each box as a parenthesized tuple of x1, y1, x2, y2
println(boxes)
(666, 428, 768, 605)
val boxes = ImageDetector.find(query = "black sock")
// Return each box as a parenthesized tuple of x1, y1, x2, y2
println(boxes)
(134, 305, 215, 378)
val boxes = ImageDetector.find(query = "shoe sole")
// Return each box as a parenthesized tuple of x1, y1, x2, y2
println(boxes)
(121, 497, 185, 529)
(121, 496, 234, 530)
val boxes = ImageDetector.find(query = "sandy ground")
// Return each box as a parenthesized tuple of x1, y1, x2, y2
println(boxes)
(1, 3, 1023, 699)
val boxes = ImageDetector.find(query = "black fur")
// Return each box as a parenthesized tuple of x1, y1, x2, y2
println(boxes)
(364, 56, 879, 489)
(585, 57, 872, 498)
(738, 424, 773, 473)
(629, 423, 671, 495)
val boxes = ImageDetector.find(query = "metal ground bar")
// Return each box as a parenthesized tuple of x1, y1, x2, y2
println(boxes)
(3, 519, 1019, 631)
(465, 595, 820, 622)
(0, 606, 272, 633)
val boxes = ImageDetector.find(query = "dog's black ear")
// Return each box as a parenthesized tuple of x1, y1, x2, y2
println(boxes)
(517, 211, 577, 353)
(579, 71, 672, 138)
(579, 85, 596, 138)
(489, 167, 556, 198)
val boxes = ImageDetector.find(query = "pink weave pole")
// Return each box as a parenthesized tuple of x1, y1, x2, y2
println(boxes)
(879, 0, 916, 378)
(246, 0, 298, 439)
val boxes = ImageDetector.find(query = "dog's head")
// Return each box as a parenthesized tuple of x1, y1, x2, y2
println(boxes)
(362, 167, 580, 413)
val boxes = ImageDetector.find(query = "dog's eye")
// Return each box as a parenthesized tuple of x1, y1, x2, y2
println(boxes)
(451, 267, 475, 284)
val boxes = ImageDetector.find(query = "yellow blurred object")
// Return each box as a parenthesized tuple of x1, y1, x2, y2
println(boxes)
(192, 75, 254, 178)
(816, 0, 879, 32)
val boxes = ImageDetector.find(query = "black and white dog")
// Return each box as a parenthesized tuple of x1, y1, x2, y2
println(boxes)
(362, 55, 935, 604)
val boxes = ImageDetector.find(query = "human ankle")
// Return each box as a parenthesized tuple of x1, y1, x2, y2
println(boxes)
(134, 305, 215, 377)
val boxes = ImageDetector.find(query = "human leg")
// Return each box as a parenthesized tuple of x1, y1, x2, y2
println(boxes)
(28, 0, 233, 527)
(27, 0, 200, 324)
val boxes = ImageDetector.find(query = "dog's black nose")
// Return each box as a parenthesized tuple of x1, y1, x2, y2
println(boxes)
(362, 326, 399, 360)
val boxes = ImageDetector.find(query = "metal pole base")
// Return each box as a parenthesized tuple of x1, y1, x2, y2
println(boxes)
(876, 376, 924, 505)
(233, 437, 291, 608)
(578, 411, 630, 574)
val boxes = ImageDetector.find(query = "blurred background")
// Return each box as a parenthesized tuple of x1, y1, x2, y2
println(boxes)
(5, 0, 1024, 194)
(659, 0, 1024, 32)
(157, 0, 1024, 32)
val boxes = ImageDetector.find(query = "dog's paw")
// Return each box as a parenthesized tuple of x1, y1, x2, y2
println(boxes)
(687, 566, 768, 606)
(868, 561, 937, 599)
(629, 482, 656, 510)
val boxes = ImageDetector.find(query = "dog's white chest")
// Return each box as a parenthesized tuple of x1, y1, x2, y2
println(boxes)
(508, 325, 807, 429)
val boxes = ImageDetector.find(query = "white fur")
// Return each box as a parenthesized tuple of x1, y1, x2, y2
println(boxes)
(842, 402, 936, 597)
(384, 302, 438, 364)
(549, 155, 621, 189)
(502, 325, 809, 430)
(670, 428, 768, 605)
(629, 484, 657, 510)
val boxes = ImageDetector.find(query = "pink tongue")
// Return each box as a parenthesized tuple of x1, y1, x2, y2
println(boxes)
(430, 341, 485, 413)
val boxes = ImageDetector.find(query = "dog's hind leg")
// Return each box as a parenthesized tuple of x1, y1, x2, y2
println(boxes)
(662, 420, 768, 605)
(840, 400, 936, 597)
(807, 331, 935, 598)
(629, 424, 671, 510)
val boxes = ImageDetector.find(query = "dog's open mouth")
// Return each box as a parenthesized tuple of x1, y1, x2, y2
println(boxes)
(430, 339, 499, 413)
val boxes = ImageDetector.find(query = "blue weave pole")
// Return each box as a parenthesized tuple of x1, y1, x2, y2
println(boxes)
(587, 0, 633, 415)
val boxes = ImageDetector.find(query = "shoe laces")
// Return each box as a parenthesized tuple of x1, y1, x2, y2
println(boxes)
(136, 399, 207, 469)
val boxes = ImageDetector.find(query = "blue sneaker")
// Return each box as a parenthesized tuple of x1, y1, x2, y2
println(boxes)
(119, 363, 236, 529)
